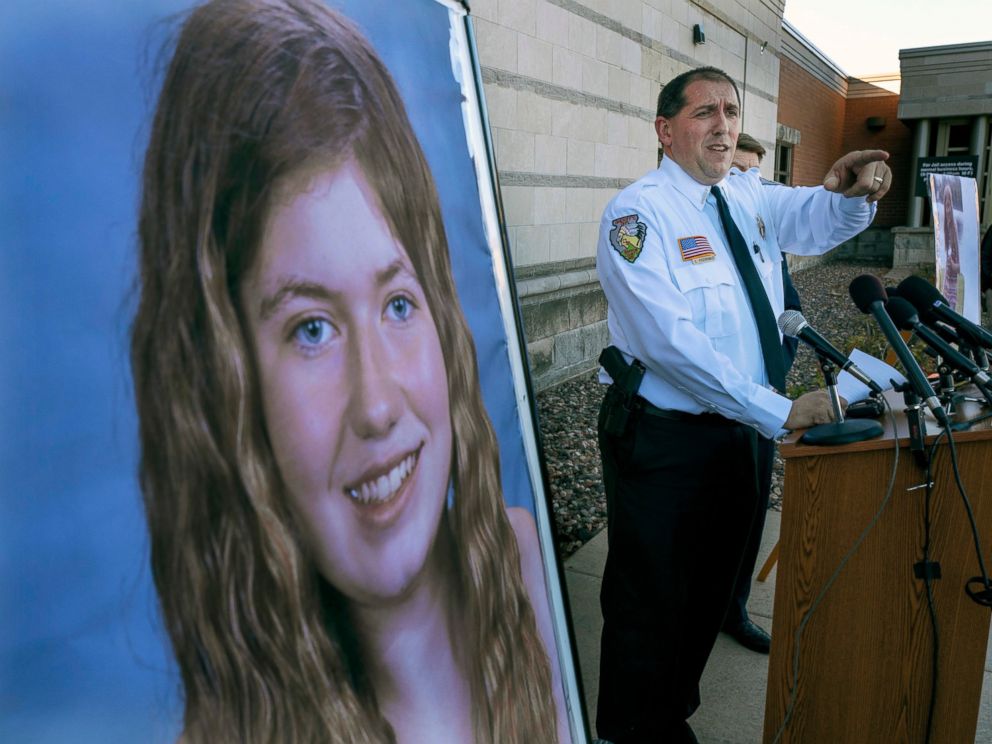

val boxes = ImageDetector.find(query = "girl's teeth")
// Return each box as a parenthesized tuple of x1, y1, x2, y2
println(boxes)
(348, 453, 416, 505)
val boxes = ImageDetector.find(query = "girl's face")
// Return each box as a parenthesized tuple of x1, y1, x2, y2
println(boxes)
(241, 161, 453, 606)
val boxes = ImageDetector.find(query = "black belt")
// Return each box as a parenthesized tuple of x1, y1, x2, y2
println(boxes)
(634, 396, 737, 427)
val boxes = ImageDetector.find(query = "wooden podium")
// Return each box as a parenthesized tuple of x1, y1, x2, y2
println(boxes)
(764, 393, 992, 743)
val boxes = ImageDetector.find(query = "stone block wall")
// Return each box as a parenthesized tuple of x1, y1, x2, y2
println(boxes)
(891, 226, 935, 267)
(515, 258, 608, 389)
(787, 227, 896, 272)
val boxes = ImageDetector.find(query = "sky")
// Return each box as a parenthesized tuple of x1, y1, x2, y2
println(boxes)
(783, 0, 992, 77)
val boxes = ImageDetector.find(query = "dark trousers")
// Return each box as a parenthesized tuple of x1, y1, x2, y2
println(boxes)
(725, 435, 775, 626)
(596, 399, 764, 743)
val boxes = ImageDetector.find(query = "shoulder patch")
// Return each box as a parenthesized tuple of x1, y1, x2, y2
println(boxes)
(609, 213, 647, 263)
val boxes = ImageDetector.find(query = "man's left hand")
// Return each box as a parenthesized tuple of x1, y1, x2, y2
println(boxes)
(783, 389, 848, 431)
(822, 150, 892, 204)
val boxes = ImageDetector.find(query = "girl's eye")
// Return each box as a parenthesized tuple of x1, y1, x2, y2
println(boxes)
(292, 318, 333, 348)
(386, 295, 413, 322)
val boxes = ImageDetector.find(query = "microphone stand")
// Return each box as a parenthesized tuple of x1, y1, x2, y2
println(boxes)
(957, 337, 988, 373)
(894, 380, 930, 467)
(974, 345, 990, 373)
(800, 355, 885, 446)
(936, 360, 959, 413)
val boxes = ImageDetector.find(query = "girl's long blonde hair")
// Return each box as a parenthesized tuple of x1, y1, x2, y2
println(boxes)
(131, 1, 557, 740)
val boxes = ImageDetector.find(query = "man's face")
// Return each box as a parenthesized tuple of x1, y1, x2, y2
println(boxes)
(732, 150, 761, 172)
(654, 78, 740, 185)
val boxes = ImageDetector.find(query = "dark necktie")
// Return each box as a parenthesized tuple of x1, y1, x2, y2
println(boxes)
(711, 185, 786, 392)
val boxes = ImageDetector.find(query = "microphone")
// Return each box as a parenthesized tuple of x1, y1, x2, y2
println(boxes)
(930, 319, 965, 347)
(883, 285, 987, 374)
(777, 310, 883, 394)
(848, 274, 948, 425)
(897, 275, 992, 349)
(885, 297, 992, 391)
(904, 308, 989, 368)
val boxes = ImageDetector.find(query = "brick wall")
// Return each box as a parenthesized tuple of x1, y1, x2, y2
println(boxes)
(841, 90, 912, 227)
(776, 56, 845, 186)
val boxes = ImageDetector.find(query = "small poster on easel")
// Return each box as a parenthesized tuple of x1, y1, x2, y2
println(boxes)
(929, 173, 982, 323)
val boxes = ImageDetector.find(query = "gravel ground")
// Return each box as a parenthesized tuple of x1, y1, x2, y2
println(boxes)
(535, 260, 897, 558)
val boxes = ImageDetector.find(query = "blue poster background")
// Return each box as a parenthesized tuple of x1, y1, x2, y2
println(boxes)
(0, 1, 537, 741)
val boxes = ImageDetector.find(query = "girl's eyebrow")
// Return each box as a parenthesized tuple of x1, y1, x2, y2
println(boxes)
(257, 259, 417, 321)
(258, 278, 332, 321)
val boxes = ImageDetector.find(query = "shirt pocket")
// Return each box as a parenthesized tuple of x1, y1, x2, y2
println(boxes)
(756, 249, 776, 286)
(671, 261, 741, 338)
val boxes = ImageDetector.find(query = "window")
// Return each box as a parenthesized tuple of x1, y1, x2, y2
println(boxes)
(774, 143, 793, 185)
(940, 119, 971, 154)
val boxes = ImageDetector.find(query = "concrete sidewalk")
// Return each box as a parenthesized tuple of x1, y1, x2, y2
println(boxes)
(564, 509, 992, 743)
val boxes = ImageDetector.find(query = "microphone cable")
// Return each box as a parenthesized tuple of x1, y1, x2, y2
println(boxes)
(950, 407, 992, 432)
(918, 449, 938, 744)
(918, 421, 992, 742)
(930, 428, 992, 606)
(772, 395, 901, 744)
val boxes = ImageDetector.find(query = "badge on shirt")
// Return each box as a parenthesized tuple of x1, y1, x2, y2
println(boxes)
(677, 235, 716, 264)
(756, 214, 766, 239)
(609, 214, 646, 263)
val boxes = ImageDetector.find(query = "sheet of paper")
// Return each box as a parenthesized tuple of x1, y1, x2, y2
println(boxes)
(835, 348, 908, 402)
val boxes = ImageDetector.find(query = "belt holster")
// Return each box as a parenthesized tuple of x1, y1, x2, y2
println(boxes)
(599, 346, 646, 436)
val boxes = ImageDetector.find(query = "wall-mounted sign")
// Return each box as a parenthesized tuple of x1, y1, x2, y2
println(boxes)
(915, 156, 979, 197)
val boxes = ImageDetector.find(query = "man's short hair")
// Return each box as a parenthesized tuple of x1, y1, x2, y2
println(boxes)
(735, 132, 766, 161)
(656, 66, 741, 119)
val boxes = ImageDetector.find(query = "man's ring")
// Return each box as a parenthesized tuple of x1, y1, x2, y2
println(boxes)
(873, 176, 884, 183)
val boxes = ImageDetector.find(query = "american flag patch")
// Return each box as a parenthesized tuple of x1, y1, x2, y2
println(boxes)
(678, 235, 715, 263)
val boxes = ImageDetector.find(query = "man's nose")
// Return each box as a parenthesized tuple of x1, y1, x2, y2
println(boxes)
(712, 110, 729, 134)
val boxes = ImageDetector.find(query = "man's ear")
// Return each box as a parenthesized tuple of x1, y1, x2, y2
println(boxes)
(654, 116, 670, 147)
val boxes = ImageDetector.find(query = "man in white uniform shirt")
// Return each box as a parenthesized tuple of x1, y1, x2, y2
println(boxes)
(594, 67, 891, 744)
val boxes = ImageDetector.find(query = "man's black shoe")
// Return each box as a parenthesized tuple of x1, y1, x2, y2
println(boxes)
(596, 720, 698, 743)
(678, 720, 699, 744)
(723, 617, 771, 654)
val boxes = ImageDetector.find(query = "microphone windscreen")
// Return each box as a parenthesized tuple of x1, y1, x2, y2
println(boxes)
(777, 309, 806, 338)
(885, 297, 919, 330)
(848, 274, 887, 313)
(897, 275, 946, 313)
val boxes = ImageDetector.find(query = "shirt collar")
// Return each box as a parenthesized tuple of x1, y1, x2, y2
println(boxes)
(659, 156, 728, 211)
